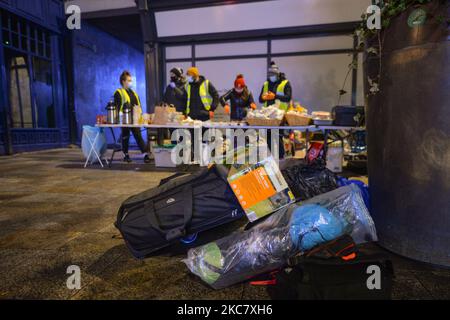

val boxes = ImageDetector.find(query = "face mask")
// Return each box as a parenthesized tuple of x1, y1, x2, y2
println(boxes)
(269, 76, 277, 83)
(125, 81, 133, 88)
(235, 88, 243, 94)
(187, 76, 194, 83)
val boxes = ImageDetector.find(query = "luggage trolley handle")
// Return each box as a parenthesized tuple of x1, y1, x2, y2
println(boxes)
(144, 186, 194, 242)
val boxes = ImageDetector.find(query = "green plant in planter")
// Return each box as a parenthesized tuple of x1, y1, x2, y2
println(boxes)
(353, 0, 446, 96)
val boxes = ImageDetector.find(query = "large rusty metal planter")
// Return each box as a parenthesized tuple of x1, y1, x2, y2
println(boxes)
(364, 1, 450, 266)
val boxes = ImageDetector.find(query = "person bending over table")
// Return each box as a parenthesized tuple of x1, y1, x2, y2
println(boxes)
(220, 74, 257, 121)
(258, 61, 293, 159)
(176, 67, 219, 121)
(259, 61, 292, 110)
(114, 70, 150, 163)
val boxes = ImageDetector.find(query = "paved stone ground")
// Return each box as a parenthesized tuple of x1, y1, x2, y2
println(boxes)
(0, 148, 449, 300)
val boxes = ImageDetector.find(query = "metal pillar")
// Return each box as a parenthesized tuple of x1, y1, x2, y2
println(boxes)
(351, 34, 358, 106)
(0, 16, 13, 154)
(144, 42, 161, 110)
(137, 0, 161, 113)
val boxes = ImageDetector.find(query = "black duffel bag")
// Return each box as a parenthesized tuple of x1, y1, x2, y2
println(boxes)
(115, 165, 245, 259)
(268, 243, 394, 300)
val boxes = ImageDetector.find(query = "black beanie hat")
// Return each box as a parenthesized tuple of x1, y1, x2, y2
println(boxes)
(170, 67, 183, 78)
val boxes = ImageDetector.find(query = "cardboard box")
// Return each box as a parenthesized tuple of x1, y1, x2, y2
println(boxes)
(154, 145, 176, 168)
(227, 155, 295, 222)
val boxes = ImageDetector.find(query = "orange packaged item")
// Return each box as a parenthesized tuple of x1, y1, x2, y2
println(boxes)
(228, 155, 295, 222)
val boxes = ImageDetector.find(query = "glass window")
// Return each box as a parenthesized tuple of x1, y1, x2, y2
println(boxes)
(8, 53, 33, 128)
(17, 20, 24, 34)
(2, 29, 10, 46)
(11, 32, 19, 48)
(30, 37, 36, 53)
(10, 16, 18, 32)
(21, 35, 28, 51)
(29, 27, 36, 43)
(165, 46, 192, 60)
(275, 54, 354, 111)
(46, 43, 51, 59)
(29, 26, 35, 39)
(38, 41, 44, 56)
(272, 36, 354, 54)
(196, 41, 267, 58)
(44, 33, 51, 58)
(1, 11, 9, 29)
(32, 57, 55, 128)
(195, 58, 267, 99)
(37, 29, 43, 42)
(2, 13, 59, 129)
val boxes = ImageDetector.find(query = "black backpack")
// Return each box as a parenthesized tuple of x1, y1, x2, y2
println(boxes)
(268, 242, 394, 300)
(115, 166, 245, 259)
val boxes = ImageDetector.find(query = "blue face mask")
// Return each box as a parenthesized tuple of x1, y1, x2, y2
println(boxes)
(269, 76, 278, 83)
(187, 76, 194, 83)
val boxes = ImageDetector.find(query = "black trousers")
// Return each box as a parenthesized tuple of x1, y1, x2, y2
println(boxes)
(121, 128, 147, 154)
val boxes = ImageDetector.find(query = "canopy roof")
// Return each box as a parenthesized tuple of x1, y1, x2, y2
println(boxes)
(66, 0, 370, 42)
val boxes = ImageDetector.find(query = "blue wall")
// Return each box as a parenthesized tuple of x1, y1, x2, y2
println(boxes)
(72, 22, 147, 145)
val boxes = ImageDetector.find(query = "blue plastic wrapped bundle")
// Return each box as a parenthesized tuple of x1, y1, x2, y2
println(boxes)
(184, 184, 377, 289)
(290, 204, 348, 251)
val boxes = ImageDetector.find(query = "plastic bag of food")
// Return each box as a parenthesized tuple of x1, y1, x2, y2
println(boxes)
(183, 184, 377, 289)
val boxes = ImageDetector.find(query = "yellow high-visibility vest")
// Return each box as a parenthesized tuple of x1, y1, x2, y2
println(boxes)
(263, 80, 289, 111)
(115, 88, 140, 112)
(185, 79, 213, 115)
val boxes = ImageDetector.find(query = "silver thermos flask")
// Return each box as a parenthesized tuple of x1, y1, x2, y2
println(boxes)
(106, 101, 118, 124)
(122, 103, 132, 125)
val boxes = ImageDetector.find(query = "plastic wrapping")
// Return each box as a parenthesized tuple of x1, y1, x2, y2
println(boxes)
(183, 184, 377, 289)
(81, 125, 107, 164)
(337, 177, 370, 211)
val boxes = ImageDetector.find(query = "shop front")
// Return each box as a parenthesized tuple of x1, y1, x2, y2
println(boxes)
(0, 0, 70, 154)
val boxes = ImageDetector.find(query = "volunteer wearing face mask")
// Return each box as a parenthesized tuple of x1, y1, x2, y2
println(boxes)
(114, 70, 150, 163)
(219, 74, 257, 121)
(259, 62, 291, 159)
(163, 67, 186, 112)
(181, 67, 219, 121)
(259, 61, 292, 111)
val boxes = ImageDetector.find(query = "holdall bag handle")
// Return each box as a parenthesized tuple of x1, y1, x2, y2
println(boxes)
(144, 185, 194, 241)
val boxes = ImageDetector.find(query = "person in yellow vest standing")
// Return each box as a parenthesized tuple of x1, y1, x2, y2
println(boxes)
(114, 70, 150, 163)
(259, 62, 292, 159)
(180, 67, 219, 121)
(259, 61, 292, 110)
